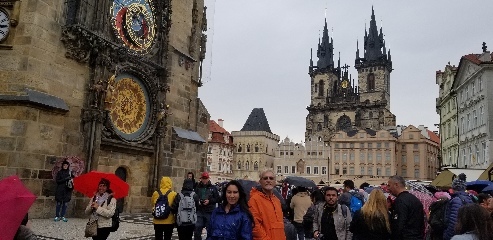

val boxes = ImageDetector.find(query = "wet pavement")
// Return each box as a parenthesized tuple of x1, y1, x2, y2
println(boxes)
(32, 213, 206, 240)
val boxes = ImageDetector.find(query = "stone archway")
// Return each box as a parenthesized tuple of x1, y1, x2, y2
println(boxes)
(115, 167, 127, 213)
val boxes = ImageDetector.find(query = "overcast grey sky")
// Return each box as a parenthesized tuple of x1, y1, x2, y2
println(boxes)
(198, 0, 493, 143)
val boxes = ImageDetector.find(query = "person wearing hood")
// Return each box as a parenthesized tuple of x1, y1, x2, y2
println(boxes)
(194, 172, 220, 240)
(290, 186, 312, 240)
(248, 168, 286, 240)
(443, 173, 474, 240)
(187, 172, 198, 191)
(54, 160, 74, 222)
(172, 179, 200, 240)
(152, 176, 178, 240)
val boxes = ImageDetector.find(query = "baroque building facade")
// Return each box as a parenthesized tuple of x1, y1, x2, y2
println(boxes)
(329, 125, 439, 186)
(306, 7, 395, 143)
(453, 47, 493, 169)
(206, 119, 234, 183)
(232, 108, 280, 180)
(436, 64, 459, 168)
(273, 137, 330, 184)
(0, 0, 209, 218)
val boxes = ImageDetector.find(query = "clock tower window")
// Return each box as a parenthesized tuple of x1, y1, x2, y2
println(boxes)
(318, 80, 324, 97)
(367, 73, 375, 91)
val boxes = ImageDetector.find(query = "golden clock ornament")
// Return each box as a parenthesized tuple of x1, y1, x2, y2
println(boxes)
(111, 0, 156, 54)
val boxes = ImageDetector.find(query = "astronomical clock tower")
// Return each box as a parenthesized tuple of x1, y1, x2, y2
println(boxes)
(305, 7, 396, 142)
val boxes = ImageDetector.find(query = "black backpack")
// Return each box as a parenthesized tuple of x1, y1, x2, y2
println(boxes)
(152, 190, 172, 219)
(428, 199, 449, 234)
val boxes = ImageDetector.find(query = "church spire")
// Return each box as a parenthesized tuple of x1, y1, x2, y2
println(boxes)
(315, 18, 334, 70)
(355, 6, 392, 72)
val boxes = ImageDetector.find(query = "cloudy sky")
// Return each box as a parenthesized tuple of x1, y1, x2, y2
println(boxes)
(198, 0, 493, 143)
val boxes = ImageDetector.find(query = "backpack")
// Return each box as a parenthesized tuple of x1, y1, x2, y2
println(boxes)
(429, 196, 467, 234)
(107, 195, 120, 232)
(176, 192, 197, 226)
(153, 190, 172, 219)
(349, 192, 364, 216)
(428, 199, 449, 234)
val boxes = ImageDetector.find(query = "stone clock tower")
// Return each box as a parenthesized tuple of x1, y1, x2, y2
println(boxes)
(305, 7, 395, 142)
(0, 0, 209, 217)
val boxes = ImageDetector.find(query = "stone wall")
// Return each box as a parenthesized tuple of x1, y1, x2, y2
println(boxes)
(358, 66, 391, 109)
(0, 0, 209, 218)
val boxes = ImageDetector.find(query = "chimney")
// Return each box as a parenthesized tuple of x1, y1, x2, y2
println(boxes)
(218, 119, 224, 127)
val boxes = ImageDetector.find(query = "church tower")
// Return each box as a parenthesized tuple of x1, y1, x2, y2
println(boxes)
(355, 7, 392, 110)
(305, 8, 395, 143)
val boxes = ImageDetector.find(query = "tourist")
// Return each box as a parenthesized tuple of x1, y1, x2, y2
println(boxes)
(194, 172, 220, 240)
(388, 175, 424, 240)
(303, 189, 324, 240)
(451, 203, 493, 240)
(84, 178, 117, 240)
(14, 213, 37, 240)
(443, 174, 474, 240)
(350, 189, 391, 240)
(207, 180, 253, 240)
(152, 177, 177, 240)
(173, 178, 199, 240)
(248, 168, 286, 240)
(54, 160, 73, 222)
(290, 186, 312, 240)
(313, 186, 352, 240)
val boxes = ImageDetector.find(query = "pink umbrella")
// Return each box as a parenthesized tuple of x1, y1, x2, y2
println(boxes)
(51, 156, 85, 180)
(0, 175, 37, 240)
(409, 190, 436, 215)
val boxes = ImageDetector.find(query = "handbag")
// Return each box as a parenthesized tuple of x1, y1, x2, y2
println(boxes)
(84, 218, 98, 237)
(66, 178, 74, 189)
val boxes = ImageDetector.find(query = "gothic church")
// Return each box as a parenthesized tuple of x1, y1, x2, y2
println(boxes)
(305, 7, 396, 142)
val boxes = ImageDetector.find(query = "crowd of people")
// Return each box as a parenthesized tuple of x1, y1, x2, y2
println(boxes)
(147, 170, 493, 240)
(12, 166, 493, 240)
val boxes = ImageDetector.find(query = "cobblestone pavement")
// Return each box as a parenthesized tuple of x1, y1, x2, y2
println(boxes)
(32, 213, 206, 240)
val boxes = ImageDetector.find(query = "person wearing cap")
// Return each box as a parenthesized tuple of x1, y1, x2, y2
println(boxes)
(443, 173, 474, 240)
(193, 172, 220, 240)
(54, 160, 74, 222)
(85, 178, 117, 240)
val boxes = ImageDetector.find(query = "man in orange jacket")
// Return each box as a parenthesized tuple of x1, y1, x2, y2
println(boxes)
(248, 168, 286, 240)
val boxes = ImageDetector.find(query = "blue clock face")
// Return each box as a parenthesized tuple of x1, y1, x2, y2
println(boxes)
(0, 9, 9, 42)
(110, 0, 156, 54)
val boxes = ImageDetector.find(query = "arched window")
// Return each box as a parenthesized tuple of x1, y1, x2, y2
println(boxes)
(254, 161, 259, 171)
(318, 80, 324, 97)
(246, 161, 250, 170)
(237, 144, 242, 152)
(317, 123, 322, 131)
(255, 144, 259, 152)
(324, 115, 329, 128)
(247, 144, 251, 152)
(367, 73, 375, 91)
(237, 161, 241, 169)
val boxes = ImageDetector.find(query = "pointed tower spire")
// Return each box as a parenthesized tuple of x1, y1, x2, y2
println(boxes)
(315, 16, 334, 70)
(356, 39, 360, 59)
(355, 6, 392, 72)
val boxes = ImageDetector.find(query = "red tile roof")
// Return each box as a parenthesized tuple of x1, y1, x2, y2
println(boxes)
(209, 120, 229, 134)
(427, 130, 440, 144)
(462, 53, 493, 65)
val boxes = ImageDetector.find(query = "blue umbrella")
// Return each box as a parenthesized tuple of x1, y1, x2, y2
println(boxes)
(466, 180, 492, 192)
(482, 185, 493, 192)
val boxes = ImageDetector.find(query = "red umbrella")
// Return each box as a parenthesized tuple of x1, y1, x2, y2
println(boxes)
(0, 175, 37, 240)
(73, 171, 129, 199)
(51, 156, 85, 180)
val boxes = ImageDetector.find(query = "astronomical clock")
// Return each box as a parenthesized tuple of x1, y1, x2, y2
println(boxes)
(106, 73, 153, 142)
(110, 0, 157, 54)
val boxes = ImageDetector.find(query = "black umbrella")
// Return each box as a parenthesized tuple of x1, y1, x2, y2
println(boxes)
(283, 176, 317, 189)
(466, 180, 493, 193)
(237, 179, 286, 207)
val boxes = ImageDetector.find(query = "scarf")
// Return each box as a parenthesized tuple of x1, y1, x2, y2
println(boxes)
(92, 192, 109, 219)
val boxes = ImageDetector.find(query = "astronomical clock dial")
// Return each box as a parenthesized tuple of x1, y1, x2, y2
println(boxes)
(111, 0, 156, 54)
(107, 73, 151, 141)
(341, 80, 349, 89)
(0, 9, 10, 42)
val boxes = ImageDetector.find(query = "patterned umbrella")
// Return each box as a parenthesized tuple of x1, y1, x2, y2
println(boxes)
(405, 180, 433, 196)
(51, 156, 85, 180)
(409, 190, 436, 215)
